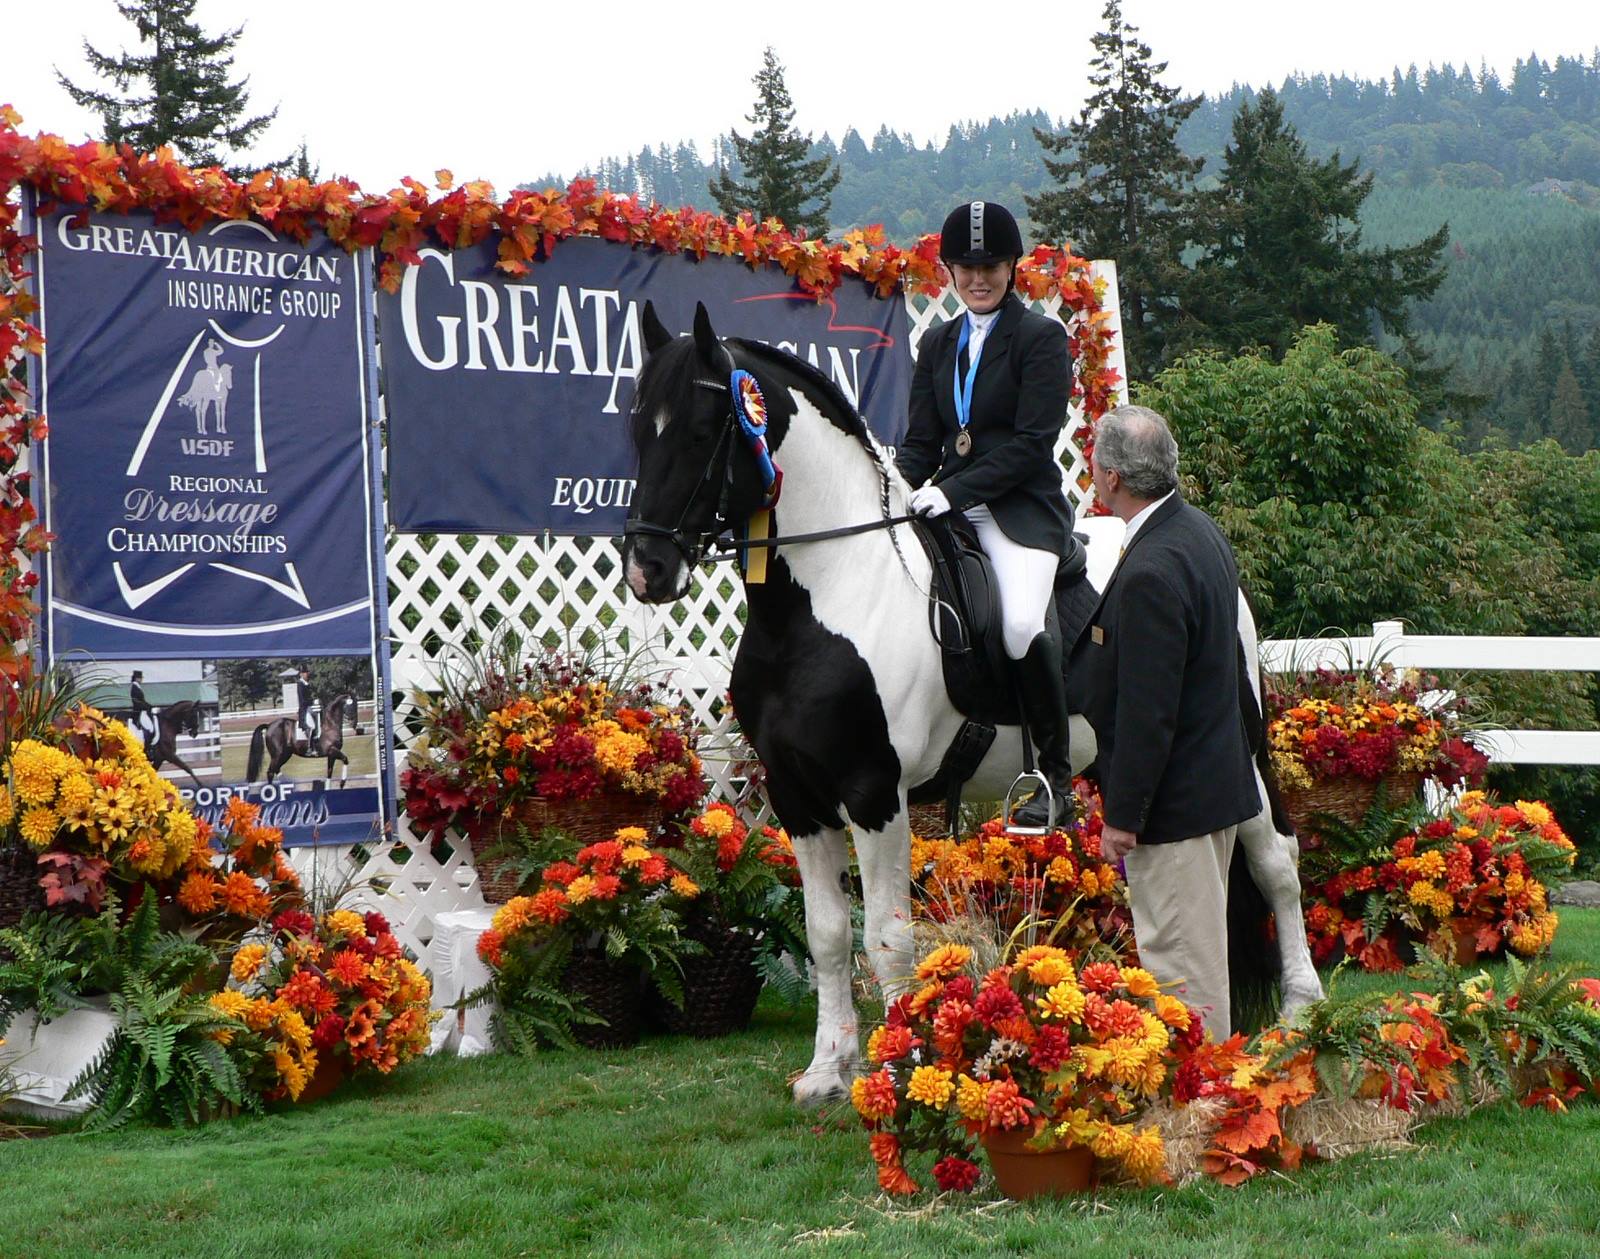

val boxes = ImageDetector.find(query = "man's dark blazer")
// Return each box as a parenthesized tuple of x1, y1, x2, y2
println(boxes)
(895, 293, 1074, 555)
(1068, 494, 1260, 844)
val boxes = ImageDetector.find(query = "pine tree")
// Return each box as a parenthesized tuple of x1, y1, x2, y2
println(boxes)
(1027, 0, 1203, 376)
(55, 0, 281, 175)
(707, 48, 840, 237)
(1178, 88, 1448, 362)
(1549, 362, 1593, 453)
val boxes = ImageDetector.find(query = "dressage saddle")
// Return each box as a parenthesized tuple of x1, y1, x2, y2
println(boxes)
(906, 514, 1098, 826)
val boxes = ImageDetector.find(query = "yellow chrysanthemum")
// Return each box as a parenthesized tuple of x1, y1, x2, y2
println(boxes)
(1154, 994, 1191, 1030)
(620, 844, 652, 867)
(1090, 1122, 1134, 1160)
(231, 943, 270, 983)
(1053, 1106, 1098, 1147)
(615, 825, 650, 843)
(1124, 1126, 1167, 1184)
(1515, 800, 1553, 826)
(1119, 967, 1160, 998)
(696, 809, 735, 838)
(10, 741, 70, 805)
(906, 1065, 954, 1109)
(19, 806, 60, 849)
(1044, 855, 1077, 886)
(1036, 978, 1086, 1023)
(955, 1074, 990, 1122)
(0, 784, 13, 827)
(915, 943, 972, 981)
(209, 990, 251, 1019)
(670, 874, 700, 898)
(1028, 955, 1073, 987)
(566, 875, 598, 904)
(326, 909, 367, 940)
(56, 773, 94, 812)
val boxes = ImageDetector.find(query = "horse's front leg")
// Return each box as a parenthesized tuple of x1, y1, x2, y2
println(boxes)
(790, 824, 858, 1106)
(853, 800, 915, 1007)
(1238, 768, 1325, 1019)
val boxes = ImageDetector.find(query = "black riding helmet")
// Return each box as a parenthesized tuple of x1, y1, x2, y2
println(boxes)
(938, 200, 1024, 265)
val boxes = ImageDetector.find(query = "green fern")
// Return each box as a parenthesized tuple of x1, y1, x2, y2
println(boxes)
(482, 935, 605, 1052)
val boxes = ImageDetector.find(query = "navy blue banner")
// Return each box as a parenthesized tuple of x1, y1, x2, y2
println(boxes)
(34, 207, 378, 659)
(29, 199, 396, 848)
(379, 237, 911, 535)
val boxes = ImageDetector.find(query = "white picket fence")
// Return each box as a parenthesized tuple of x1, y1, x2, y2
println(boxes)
(1261, 619, 1600, 767)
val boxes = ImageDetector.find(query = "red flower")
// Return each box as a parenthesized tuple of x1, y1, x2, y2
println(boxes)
(1028, 1023, 1072, 1072)
(973, 981, 1023, 1028)
(278, 969, 337, 1020)
(931, 1155, 981, 1192)
(1079, 961, 1121, 993)
(983, 1078, 1037, 1130)
(363, 911, 390, 937)
(311, 1014, 347, 1052)
(503, 765, 520, 784)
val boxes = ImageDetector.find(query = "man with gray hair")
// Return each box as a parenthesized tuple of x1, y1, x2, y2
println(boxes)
(1069, 404, 1260, 1037)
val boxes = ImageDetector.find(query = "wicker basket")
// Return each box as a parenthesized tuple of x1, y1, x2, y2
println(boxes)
(0, 841, 42, 931)
(564, 950, 645, 1049)
(1282, 769, 1424, 843)
(647, 922, 764, 1039)
(469, 794, 666, 904)
(908, 802, 952, 839)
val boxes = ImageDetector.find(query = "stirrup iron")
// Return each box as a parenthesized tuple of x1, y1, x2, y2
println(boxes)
(1003, 771, 1055, 836)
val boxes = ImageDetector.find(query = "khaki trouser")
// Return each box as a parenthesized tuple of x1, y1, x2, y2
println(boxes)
(1122, 826, 1236, 1039)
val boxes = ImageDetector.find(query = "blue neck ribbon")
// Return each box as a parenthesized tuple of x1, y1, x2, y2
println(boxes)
(953, 315, 985, 434)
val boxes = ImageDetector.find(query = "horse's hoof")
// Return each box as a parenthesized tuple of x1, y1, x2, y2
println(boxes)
(793, 1066, 855, 1108)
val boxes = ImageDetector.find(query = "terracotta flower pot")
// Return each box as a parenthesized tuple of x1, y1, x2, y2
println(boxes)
(294, 1053, 347, 1104)
(980, 1128, 1096, 1199)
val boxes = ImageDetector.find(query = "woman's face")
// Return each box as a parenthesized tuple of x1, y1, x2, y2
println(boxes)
(950, 259, 1012, 314)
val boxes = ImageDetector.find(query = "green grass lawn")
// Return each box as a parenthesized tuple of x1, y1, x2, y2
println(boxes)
(5, 912, 1600, 1259)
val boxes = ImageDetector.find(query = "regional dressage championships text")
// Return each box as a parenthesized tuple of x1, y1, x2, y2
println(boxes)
(110, 477, 286, 555)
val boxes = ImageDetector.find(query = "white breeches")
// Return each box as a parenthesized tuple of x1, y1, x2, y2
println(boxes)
(966, 503, 1058, 659)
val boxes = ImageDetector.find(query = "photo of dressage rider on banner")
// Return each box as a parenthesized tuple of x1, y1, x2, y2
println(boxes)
(26, 197, 394, 845)
(379, 235, 911, 535)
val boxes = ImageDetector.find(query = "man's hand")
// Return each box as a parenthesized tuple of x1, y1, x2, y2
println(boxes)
(1100, 824, 1138, 862)
(909, 486, 951, 518)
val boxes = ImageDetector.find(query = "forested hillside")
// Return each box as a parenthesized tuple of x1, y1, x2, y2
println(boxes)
(533, 52, 1600, 449)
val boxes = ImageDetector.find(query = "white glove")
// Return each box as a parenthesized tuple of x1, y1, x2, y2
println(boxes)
(909, 486, 951, 518)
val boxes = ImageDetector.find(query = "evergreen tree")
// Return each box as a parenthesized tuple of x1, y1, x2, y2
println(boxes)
(56, 0, 282, 175)
(708, 47, 840, 236)
(1027, 0, 1202, 375)
(1178, 88, 1448, 362)
(1549, 362, 1593, 452)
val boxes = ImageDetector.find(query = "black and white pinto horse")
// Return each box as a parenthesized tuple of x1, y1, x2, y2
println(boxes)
(246, 691, 363, 785)
(623, 305, 1322, 1104)
(138, 699, 206, 790)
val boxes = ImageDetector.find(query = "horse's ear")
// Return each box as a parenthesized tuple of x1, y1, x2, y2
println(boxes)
(641, 300, 672, 354)
(692, 302, 722, 366)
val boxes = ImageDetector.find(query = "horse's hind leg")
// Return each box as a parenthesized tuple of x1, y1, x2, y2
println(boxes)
(1238, 767, 1325, 1019)
(790, 824, 858, 1106)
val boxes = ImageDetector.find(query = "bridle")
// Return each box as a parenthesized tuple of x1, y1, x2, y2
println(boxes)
(623, 366, 920, 573)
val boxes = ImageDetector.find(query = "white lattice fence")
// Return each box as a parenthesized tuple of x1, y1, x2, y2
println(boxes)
(357, 272, 1125, 958)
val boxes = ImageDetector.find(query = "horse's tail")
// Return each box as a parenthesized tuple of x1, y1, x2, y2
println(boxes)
(247, 725, 267, 782)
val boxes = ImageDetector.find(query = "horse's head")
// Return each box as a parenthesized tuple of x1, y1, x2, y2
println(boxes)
(338, 692, 364, 736)
(622, 302, 779, 603)
(182, 703, 200, 736)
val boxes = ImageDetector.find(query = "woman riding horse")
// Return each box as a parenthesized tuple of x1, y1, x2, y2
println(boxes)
(896, 201, 1075, 828)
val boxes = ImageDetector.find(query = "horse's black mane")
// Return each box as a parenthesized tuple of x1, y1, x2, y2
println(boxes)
(632, 333, 885, 470)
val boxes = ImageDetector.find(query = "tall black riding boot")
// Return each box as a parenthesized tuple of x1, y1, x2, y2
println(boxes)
(1009, 632, 1074, 831)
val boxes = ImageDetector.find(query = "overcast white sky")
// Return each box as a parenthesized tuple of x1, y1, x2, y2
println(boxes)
(11, 1, 1598, 195)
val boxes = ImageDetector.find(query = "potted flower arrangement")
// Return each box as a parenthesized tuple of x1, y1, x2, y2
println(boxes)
(476, 827, 691, 1049)
(852, 940, 1202, 1197)
(220, 906, 435, 1100)
(401, 633, 707, 900)
(1264, 664, 1487, 840)
(1302, 792, 1576, 972)
(649, 802, 808, 1037)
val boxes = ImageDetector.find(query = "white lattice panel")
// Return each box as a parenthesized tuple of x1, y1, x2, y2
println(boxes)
(378, 276, 1123, 954)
